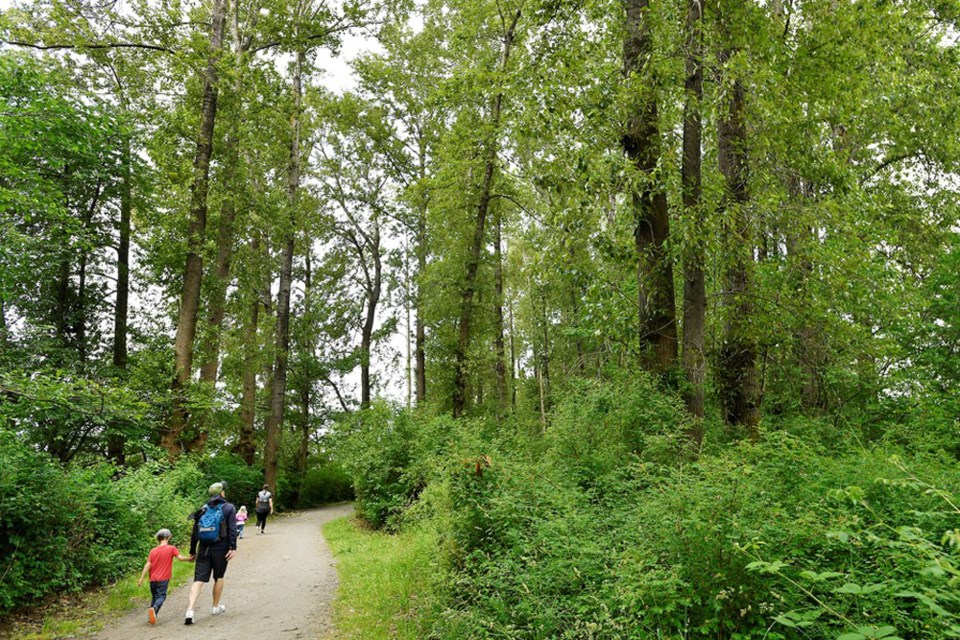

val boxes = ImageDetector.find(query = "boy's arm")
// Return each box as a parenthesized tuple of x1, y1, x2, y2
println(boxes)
(137, 560, 150, 587)
(173, 546, 193, 562)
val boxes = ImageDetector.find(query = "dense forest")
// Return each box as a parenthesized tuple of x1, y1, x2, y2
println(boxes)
(2, 0, 960, 637)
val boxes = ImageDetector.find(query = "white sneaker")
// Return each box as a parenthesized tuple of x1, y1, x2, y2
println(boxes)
(211, 604, 226, 615)
(184, 609, 194, 625)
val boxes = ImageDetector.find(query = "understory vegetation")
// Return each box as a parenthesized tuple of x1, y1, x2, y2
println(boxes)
(333, 377, 960, 640)
(0, 439, 352, 617)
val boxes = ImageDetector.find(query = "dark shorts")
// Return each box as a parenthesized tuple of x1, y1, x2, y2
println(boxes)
(194, 546, 229, 582)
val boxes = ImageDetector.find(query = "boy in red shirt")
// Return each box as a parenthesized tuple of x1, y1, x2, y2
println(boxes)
(137, 529, 194, 624)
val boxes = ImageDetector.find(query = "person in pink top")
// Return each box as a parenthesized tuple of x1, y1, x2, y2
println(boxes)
(236, 506, 249, 539)
(137, 529, 193, 625)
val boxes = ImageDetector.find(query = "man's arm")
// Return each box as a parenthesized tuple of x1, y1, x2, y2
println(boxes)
(188, 510, 200, 556)
(226, 504, 238, 551)
(269, 497, 274, 514)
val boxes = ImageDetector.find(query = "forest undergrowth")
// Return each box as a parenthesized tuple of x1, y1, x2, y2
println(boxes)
(332, 373, 960, 640)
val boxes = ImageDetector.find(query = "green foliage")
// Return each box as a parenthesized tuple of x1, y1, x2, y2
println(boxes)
(297, 463, 355, 508)
(197, 452, 264, 512)
(0, 432, 200, 615)
(330, 379, 960, 639)
(333, 401, 420, 529)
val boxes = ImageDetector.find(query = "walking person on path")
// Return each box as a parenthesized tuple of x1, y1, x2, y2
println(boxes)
(137, 528, 194, 625)
(183, 482, 237, 625)
(236, 505, 248, 539)
(255, 484, 273, 534)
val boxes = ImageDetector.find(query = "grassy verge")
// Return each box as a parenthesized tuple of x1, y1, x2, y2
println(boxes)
(322, 516, 440, 640)
(4, 558, 194, 640)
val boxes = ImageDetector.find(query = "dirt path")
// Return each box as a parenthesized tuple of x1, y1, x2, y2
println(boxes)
(92, 504, 354, 640)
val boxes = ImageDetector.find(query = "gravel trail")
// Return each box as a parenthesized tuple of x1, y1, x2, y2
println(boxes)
(92, 503, 354, 640)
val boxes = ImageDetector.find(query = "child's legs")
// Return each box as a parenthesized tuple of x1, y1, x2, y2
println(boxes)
(150, 580, 169, 612)
(237, 523, 245, 538)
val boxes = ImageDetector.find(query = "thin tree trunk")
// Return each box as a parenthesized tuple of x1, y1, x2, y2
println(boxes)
(297, 384, 310, 475)
(0, 296, 8, 352)
(163, 0, 227, 458)
(234, 236, 262, 466)
(493, 207, 508, 417)
(55, 259, 70, 350)
(360, 218, 381, 410)
(509, 294, 517, 410)
(414, 193, 427, 405)
(622, 0, 678, 375)
(264, 51, 302, 492)
(198, 0, 245, 390)
(717, 45, 761, 438)
(537, 287, 549, 429)
(113, 138, 131, 372)
(681, 0, 706, 442)
(297, 251, 313, 477)
(75, 182, 103, 365)
(453, 9, 521, 418)
(405, 233, 412, 408)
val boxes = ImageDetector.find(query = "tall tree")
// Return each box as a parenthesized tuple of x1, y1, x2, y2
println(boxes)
(452, 4, 522, 417)
(264, 49, 303, 492)
(715, 6, 760, 437)
(681, 0, 706, 436)
(622, 0, 677, 375)
(163, 0, 228, 458)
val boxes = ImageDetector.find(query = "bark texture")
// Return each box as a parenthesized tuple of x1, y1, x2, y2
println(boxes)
(717, 45, 761, 438)
(452, 9, 521, 418)
(622, 0, 678, 375)
(264, 52, 302, 491)
(681, 0, 706, 441)
(163, 0, 227, 458)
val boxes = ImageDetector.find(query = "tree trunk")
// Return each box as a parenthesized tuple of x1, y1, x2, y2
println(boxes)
(681, 0, 706, 442)
(55, 259, 70, 351)
(234, 236, 262, 466)
(264, 52, 302, 492)
(622, 0, 678, 375)
(452, 9, 521, 418)
(163, 0, 227, 459)
(493, 207, 508, 417)
(509, 294, 517, 410)
(112, 137, 131, 371)
(717, 46, 761, 438)
(297, 251, 313, 477)
(198, 0, 245, 391)
(414, 182, 427, 406)
(359, 218, 381, 410)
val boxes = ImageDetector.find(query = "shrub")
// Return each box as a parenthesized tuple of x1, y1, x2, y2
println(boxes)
(298, 463, 355, 507)
(198, 452, 264, 513)
(333, 401, 419, 529)
(0, 431, 201, 616)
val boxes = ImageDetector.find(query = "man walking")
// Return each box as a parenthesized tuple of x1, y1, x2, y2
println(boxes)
(184, 482, 237, 625)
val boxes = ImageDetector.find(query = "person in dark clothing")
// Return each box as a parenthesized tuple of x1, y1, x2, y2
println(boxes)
(183, 482, 238, 625)
(255, 483, 273, 534)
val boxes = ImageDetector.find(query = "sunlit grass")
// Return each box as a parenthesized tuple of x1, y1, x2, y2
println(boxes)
(322, 516, 440, 640)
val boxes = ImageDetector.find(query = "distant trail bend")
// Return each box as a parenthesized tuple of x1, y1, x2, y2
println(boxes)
(93, 503, 354, 640)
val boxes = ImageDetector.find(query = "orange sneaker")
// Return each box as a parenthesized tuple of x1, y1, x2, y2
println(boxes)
(148, 607, 157, 625)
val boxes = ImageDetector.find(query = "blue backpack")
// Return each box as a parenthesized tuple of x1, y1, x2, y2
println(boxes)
(197, 503, 224, 544)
